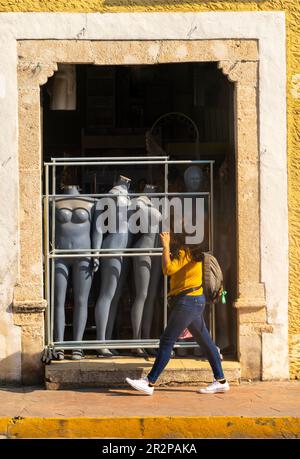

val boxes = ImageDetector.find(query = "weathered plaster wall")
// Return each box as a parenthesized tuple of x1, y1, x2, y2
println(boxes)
(0, 3, 297, 380)
(0, 25, 21, 384)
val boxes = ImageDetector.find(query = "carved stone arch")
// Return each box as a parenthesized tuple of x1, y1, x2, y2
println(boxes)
(217, 60, 240, 82)
(18, 61, 59, 88)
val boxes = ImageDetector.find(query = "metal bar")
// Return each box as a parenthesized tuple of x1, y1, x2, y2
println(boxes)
(210, 161, 214, 253)
(49, 156, 214, 163)
(45, 191, 210, 198)
(210, 161, 216, 341)
(50, 263, 55, 345)
(45, 160, 215, 166)
(49, 252, 163, 259)
(44, 191, 210, 200)
(208, 189, 211, 255)
(44, 165, 50, 347)
(50, 162, 56, 346)
(51, 163, 56, 256)
(51, 156, 169, 161)
(52, 340, 200, 349)
(164, 275, 168, 330)
(53, 248, 163, 253)
(211, 303, 216, 342)
(163, 158, 168, 330)
(45, 162, 215, 168)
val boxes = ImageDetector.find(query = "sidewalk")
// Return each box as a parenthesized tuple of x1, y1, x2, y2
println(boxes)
(0, 381, 299, 438)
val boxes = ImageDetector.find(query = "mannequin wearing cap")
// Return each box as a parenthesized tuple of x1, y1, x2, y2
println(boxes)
(53, 184, 100, 360)
(129, 184, 162, 356)
(94, 175, 131, 357)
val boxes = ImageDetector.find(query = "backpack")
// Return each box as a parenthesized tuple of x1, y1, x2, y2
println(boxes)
(201, 252, 225, 304)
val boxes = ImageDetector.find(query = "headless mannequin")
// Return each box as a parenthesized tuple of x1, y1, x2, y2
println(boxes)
(94, 175, 131, 357)
(130, 185, 162, 355)
(54, 185, 99, 360)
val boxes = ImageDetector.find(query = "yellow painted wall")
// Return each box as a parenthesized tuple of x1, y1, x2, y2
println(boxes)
(0, 0, 299, 379)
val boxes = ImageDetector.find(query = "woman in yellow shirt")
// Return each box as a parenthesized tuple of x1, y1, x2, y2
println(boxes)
(126, 232, 229, 395)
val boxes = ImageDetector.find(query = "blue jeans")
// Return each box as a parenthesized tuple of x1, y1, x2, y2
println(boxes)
(147, 294, 225, 383)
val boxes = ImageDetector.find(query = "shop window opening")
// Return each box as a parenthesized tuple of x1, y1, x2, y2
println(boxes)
(42, 62, 237, 361)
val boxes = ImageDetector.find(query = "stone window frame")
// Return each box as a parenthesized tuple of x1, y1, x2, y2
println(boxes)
(0, 12, 288, 383)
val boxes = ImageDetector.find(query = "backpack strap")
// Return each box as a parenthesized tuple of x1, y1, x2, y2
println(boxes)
(168, 285, 202, 300)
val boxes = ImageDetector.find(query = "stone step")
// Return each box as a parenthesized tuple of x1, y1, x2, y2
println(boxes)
(45, 357, 241, 390)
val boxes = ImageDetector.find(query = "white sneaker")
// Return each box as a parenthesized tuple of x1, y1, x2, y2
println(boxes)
(125, 377, 154, 396)
(198, 380, 230, 394)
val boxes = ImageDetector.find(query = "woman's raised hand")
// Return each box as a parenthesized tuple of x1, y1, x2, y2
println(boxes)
(160, 232, 170, 248)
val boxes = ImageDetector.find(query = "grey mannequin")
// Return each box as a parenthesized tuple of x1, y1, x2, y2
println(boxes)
(184, 166, 203, 193)
(53, 185, 100, 360)
(140, 235, 162, 356)
(179, 166, 226, 357)
(188, 160, 231, 352)
(130, 185, 162, 355)
(214, 157, 233, 352)
(104, 255, 131, 355)
(177, 166, 204, 357)
(94, 175, 131, 357)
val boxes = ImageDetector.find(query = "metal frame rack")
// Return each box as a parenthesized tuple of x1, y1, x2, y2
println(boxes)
(43, 156, 215, 355)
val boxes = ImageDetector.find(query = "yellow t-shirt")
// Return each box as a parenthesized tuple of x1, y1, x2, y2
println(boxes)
(163, 249, 203, 297)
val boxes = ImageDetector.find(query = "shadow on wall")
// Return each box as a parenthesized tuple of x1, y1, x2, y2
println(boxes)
(0, 352, 44, 388)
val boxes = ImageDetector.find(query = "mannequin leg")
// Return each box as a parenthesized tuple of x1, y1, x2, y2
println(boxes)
(131, 255, 151, 345)
(54, 260, 70, 342)
(71, 258, 93, 359)
(95, 256, 122, 356)
(105, 257, 130, 355)
(106, 234, 133, 339)
(142, 256, 161, 338)
(141, 256, 162, 356)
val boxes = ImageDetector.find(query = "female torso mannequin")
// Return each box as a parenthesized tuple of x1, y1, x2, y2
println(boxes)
(130, 185, 162, 355)
(54, 185, 99, 360)
(94, 175, 131, 357)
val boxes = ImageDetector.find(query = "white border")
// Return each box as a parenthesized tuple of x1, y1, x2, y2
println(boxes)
(0, 12, 288, 380)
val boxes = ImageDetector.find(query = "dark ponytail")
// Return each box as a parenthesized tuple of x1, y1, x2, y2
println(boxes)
(186, 244, 203, 262)
(170, 228, 204, 262)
